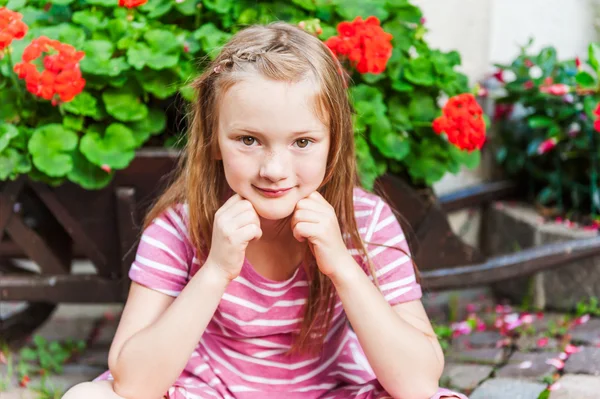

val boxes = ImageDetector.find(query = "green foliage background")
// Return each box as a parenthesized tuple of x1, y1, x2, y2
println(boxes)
(0, 0, 478, 190)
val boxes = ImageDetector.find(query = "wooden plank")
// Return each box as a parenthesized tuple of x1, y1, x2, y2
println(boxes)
(0, 274, 122, 303)
(0, 178, 25, 241)
(6, 216, 68, 275)
(116, 187, 138, 301)
(29, 182, 108, 275)
(421, 235, 600, 290)
(438, 180, 520, 212)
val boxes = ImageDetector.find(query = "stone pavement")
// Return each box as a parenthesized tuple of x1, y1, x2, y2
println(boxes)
(1, 289, 600, 398)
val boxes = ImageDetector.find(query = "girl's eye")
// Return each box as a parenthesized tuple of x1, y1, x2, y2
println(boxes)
(296, 139, 311, 149)
(241, 136, 256, 146)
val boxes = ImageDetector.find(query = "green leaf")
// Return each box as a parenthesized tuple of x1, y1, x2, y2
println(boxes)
(175, 0, 199, 15)
(351, 85, 387, 124)
(408, 93, 436, 121)
(80, 40, 114, 75)
(136, 70, 180, 99)
(6, 0, 27, 9)
(67, 150, 113, 190)
(584, 95, 599, 120)
(127, 43, 151, 70)
(589, 43, 600, 75)
(146, 52, 180, 70)
(72, 10, 108, 30)
(0, 124, 19, 153)
(193, 23, 232, 59)
(86, 0, 116, 6)
(80, 123, 136, 169)
(576, 71, 597, 89)
(528, 116, 553, 129)
(395, 4, 422, 23)
(139, 0, 173, 17)
(128, 108, 167, 146)
(370, 118, 410, 161)
(203, 0, 232, 13)
(333, 0, 388, 21)
(179, 85, 196, 102)
(102, 90, 148, 122)
(144, 29, 181, 54)
(291, 0, 316, 10)
(457, 149, 481, 169)
(0, 148, 31, 180)
(404, 57, 435, 86)
(61, 92, 99, 117)
(28, 124, 78, 177)
(355, 134, 381, 190)
(63, 115, 84, 132)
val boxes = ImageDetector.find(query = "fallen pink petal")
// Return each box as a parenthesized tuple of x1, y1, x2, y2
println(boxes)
(537, 337, 549, 348)
(546, 358, 565, 369)
(564, 344, 581, 354)
(558, 352, 568, 360)
(518, 361, 532, 369)
(548, 382, 561, 391)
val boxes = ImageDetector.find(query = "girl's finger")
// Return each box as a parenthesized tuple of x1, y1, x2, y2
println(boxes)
(237, 223, 263, 243)
(219, 193, 243, 214)
(292, 221, 317, 243)
(229, 199, 257, 219)
(230, 209, 261, 230)
(291, 210, 321, 230)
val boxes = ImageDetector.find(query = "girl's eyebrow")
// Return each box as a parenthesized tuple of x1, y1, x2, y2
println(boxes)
(233, 128, 323, 137)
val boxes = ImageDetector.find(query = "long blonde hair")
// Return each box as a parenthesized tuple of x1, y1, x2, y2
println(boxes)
(145, 22, 386, 355)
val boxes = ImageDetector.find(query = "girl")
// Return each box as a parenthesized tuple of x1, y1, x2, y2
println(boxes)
(63, 22, 467, 399)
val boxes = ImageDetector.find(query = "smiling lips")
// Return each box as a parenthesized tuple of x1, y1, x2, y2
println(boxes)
(254, 186, 293, 197)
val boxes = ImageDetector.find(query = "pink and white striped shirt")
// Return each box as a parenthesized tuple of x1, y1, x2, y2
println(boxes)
(95, 187, 465, 399)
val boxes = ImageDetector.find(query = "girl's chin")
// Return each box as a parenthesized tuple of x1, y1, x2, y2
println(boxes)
(254, 206, 295, 221)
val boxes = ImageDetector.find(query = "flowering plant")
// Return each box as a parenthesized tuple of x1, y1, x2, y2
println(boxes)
(489, 40, 600, 222)
(0, 0, 480, 190)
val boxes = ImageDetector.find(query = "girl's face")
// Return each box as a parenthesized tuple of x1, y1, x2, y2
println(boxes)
(216, 74, 330, 221)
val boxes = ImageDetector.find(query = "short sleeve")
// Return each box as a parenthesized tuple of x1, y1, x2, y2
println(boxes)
(128, 206, 193, 297)
(360, 197, 422, 306)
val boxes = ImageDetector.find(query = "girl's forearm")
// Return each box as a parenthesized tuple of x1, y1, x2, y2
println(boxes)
(111, 261, 231, 399)
(330, 255, 443, 399)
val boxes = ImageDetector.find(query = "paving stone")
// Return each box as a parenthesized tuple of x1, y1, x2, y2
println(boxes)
(440, 363, 493, 391)
(470, 377, 547, 399)
(515, 334, 560, 352)
(569, 318, 600, 346)
(531, 313, 570, 333)
(496, 352, 559, 381)
(564, 347, 600, 375)
(548, 374, 600, 399)
(445, 348, 507, 365)
(452, 331, 504, 350)
(74, 347, 109, 368)
(34, 317, 96, 343)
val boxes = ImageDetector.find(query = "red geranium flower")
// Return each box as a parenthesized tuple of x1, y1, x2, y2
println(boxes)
(433, 93, 486, 151)
(14, 36, 85, 105)
(0, 7, 28, 53)
(325, 16, 393, 74)
(118, 0, 148, 8)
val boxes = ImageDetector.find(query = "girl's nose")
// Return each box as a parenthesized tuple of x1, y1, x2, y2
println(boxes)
(259, 151, 289, 182)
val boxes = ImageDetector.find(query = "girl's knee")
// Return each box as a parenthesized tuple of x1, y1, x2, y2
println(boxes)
(62, 380, 123, 399)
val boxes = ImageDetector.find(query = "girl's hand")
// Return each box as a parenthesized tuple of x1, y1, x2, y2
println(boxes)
(206, 194, 262, 281)
(291, 192, 350, 277)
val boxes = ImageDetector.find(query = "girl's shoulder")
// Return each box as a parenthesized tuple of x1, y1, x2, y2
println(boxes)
(352, 187, 399, 232)
(352, 186, 385, 213)
(144, 203, 192, 245)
